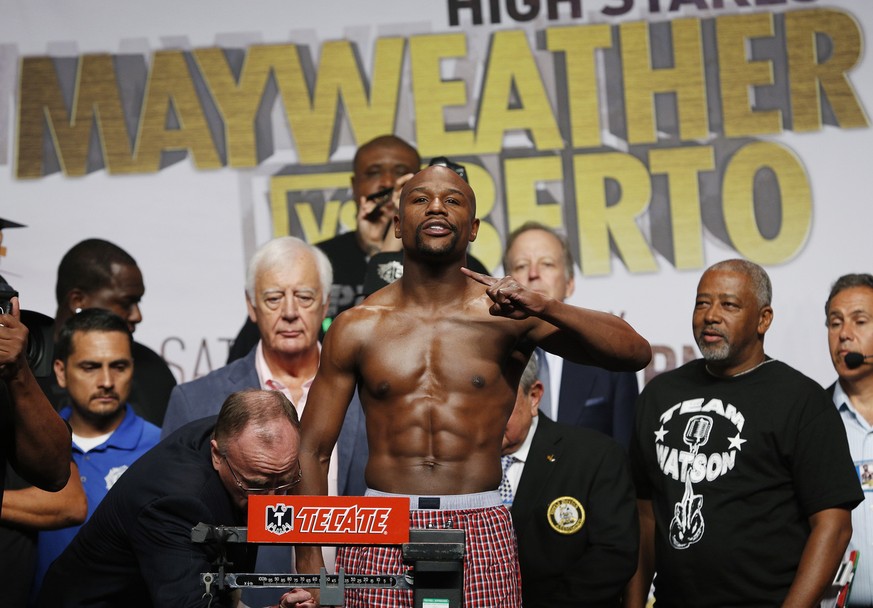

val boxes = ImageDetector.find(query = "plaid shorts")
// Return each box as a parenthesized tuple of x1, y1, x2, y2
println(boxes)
(336, 501, 522, 608)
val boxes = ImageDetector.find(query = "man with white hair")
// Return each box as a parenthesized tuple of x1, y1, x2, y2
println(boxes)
(161, 236, 368, 604)
(164, 238, 331, 431)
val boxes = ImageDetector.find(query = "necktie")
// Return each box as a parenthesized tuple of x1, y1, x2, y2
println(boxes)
(535, 348, 552, 419)
(498, 454, 517, 506)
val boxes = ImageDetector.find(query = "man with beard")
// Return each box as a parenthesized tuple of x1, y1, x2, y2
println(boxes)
(296, 165, 652, 608)
(32, 309, 161, 596)
(624, 259, 862, 608)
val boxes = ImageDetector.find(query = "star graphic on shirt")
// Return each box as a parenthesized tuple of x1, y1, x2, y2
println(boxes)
(654, 425, 668, 442)
(728, 432, 747, 451)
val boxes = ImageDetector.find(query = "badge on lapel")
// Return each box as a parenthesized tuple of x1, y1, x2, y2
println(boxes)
(547, 496, 585, 534)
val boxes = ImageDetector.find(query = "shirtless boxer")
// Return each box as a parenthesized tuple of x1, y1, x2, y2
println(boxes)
(296, 164, 652, 607)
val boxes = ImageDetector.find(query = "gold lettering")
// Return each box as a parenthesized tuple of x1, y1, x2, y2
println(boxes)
(269, 172, 353, 238)
(344, 38, 406, 146)
(243, 44, 313, 162)
(649, 146, 714, 270)
(134, 50, 221, 172)
(409, 33, 475, 158)
(722, 142, 812, 264)
(573, 152, 657, 275)
(717, 13, 782, 138)
(194, 45, 276, 168)
(546, 24, 613, 149)
(504, 156, 563, 232)
(465, 164, 499, 272)
(621, 18, 708, 144)
(201, 40, 403, 166)
(475, 30, 562, 153)
(17, 55, 135, 177)
(305, 39, 405, 162)
(786, 8, 868, 131)
(294, 201, 345, 242)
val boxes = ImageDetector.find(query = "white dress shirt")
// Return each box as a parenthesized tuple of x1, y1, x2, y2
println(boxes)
(255, 340, 338, 572)
(505, 415, 540, 498)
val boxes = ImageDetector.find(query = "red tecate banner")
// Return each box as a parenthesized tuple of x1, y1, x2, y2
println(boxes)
(247, 495, 410, 545)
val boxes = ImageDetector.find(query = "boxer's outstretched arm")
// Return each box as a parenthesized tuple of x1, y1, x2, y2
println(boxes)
(463, 268, 651, 371)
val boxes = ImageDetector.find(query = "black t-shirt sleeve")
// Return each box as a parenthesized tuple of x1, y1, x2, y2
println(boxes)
(789, 392, 864, 515)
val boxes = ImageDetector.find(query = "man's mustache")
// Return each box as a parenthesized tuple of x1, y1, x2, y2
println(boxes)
(91, 391, 120, 401)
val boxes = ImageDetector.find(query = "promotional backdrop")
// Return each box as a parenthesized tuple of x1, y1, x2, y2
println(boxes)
(1, 0, 870, 387)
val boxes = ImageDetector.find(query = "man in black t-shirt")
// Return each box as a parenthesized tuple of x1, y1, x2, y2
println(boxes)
(624, 259, 863, 608)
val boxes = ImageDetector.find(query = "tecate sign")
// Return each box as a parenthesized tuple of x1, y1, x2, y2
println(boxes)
(247, 496, 410, 545)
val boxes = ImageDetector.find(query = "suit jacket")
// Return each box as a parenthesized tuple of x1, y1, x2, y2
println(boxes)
(37, 418, 255, 608)
(160, 347, 369, 497)
(510, 415, 639, 608)
(161, 351, 370, 606)
(555, 360, 639, 449)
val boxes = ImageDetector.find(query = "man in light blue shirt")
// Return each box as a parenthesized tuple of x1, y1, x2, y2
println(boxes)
(825, 273, 873, 607)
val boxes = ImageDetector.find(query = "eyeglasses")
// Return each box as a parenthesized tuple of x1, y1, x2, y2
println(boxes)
(222, 454, 302, 495)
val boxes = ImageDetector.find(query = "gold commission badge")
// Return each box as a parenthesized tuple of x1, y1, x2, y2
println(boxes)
(547, 497, 585, 535)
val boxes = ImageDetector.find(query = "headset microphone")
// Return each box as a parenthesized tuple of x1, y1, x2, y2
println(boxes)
(844, 352, 873, 369)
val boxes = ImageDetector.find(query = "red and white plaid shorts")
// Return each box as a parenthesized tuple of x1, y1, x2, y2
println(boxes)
(336, 504, 522, 608)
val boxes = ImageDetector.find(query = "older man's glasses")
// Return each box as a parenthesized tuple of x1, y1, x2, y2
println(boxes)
(222, 455, 302, 495)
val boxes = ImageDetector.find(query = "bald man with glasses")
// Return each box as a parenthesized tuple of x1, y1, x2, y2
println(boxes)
(37, 389, 315, 608)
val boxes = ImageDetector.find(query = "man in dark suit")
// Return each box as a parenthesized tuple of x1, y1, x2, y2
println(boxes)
(161, 236, 367, 605)
(161, 236, 367, 496)
(502, 356, 639, 607)
(162, 346, 366, 497)
(37, 389, 313, 608)
(503, 222, 639, 448)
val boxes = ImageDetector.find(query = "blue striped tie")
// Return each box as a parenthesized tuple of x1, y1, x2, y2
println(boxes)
(498, 454, 516, 506)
